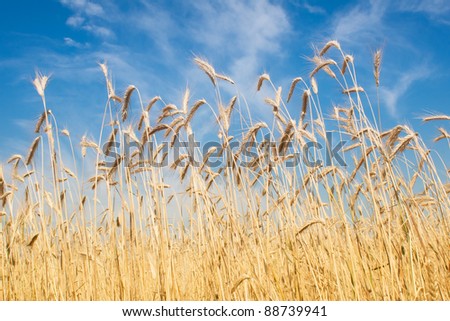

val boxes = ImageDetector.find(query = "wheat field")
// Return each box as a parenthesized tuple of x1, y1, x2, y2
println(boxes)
(0, 41, 449, 300)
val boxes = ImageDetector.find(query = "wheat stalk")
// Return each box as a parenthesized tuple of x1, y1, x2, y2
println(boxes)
(25, 136, 41, 165)
(287, 77, 303, 103)
(373, 49, 382, 87)
(121, 85, 136, 122)
(423, 115, 450, 122)
(434, 128, 450, 142)
(194, 57, 216, 86)
(319, 40, 341, 56)
(257, 73, 270, 91)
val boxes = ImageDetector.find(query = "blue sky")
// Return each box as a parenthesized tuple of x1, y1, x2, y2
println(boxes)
(1, 0, 450, 160)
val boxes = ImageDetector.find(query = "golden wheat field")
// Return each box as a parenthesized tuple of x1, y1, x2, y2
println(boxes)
(0, 41, 449, 301)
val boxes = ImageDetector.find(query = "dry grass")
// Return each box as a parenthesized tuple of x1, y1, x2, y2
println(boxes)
(0, 42, 449, 300)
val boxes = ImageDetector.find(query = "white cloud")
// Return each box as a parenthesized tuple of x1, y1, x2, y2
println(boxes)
(332, 0, 388, 44)
(303, 2, 326, 15)
(60, 0, 112, 38)
(59, 0, 290, 93)
(380, 66, 431, 117)
(66, 15, 85, 27)
(191, 0, 288, 56)
(326, 0, 443, 119)
(82, 24, 113, 38)
(396, 0, 450, 15)
(60, 0, 104, 17)
(188, 0, 290, 93)
(164, 0, 290, 128)
(395, 0, 450, 24)
(64, 37, 87, 48)
(331, 0, 450, 46)
(113, 0, 291, 125)
(50, 0, 291, 131)
(132, 2, 178, 57)
(84, 2, 104, 16)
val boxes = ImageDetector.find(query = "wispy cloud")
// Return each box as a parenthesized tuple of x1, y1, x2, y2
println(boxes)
(380, 65, 431, 117)
(302, 1, 326, 15)
(60, 0, 114, 38)
(131, 2, 179, 58)
(327, 0, 441, 119)
(60, 0, 104, 17)
(332, 0, 388, 44)
(64, 37, 88, 48)
(66, 15, 85, 27)
(109, 0, 292, 125)
(57, 0, 290, 97)
(396, 0, 450, 16)
(396, 0, 450, 21)
(185, 0, 291, 122)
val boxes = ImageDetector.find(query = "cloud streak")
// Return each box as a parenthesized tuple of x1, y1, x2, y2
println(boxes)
(331, 0, 388, 45)
(380, 65, 431, 117)
(60, 0, 114, 38)
(60, 0, 105, 16)
(303, 2, 326, 15)
(396, 0, 450, 18)
(396, 0, 450, 26)
(190, 0, 289, 78)
(326, 0, 445, 119)
(64, 37, 88, 48)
